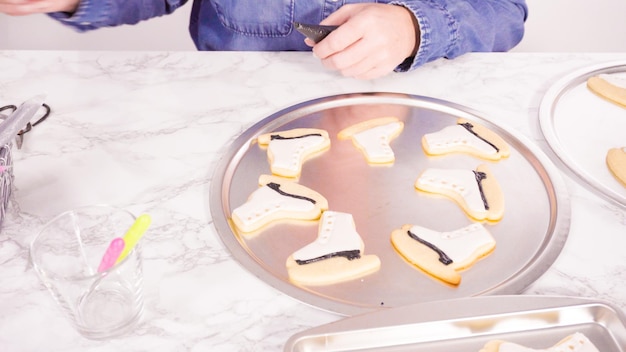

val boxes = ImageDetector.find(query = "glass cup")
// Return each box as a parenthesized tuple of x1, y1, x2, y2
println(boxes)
(30, 205, 144, 340)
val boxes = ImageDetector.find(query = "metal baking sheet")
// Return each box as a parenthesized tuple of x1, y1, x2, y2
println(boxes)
(539, 61, 626, 208)
(284, 295, 626, 351)
(209, 92, 570, 315)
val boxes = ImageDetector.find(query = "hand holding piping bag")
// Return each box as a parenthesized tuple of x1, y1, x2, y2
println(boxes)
(305, 4, 419, 80)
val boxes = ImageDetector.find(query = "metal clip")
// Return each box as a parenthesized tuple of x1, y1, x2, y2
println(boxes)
(13, 103, 51, 149)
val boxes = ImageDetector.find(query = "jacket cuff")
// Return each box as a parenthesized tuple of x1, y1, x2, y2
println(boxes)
(391, 1, 454, 72)
(47, 0, 110, 30)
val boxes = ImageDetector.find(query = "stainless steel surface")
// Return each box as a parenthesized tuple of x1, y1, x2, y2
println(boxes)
(209, 92, 571, 315)
(539, 61, 626, 208)
(0, 94, 45, 147)
(284, 295, 626, 351)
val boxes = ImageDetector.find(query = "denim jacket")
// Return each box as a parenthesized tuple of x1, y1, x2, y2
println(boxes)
(50, 0, 527, 72)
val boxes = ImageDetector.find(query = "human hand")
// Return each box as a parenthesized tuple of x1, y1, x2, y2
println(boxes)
(0, 0, 79, 16)
(307, 4, 419, 80)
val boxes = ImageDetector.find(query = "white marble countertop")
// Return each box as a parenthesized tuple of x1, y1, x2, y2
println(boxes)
(0, 50, 625, 351)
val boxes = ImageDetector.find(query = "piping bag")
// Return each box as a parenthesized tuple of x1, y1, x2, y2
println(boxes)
(0, 95, 46, 147)
(294, 22, 338, 43)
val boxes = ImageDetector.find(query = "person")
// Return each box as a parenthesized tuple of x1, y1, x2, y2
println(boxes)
(0, 0, 527, 80)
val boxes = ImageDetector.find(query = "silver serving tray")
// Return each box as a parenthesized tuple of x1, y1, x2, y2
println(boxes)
(209, 92, 570, 315)
(284, 295, 626, 351)
(539, 61, 626, 208)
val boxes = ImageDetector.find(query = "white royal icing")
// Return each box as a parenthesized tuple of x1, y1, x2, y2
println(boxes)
(409, 223, 494, 265)
(351, 121, 403, 161)
(599, 73, 626, 89)
(423, 124, 497, 155)
(497, 333, 599, 352)
(416, 168, 486, 215)
(292, 211, 363, 262)
(268, 134, 326, 174)
(232, 183, 316, 227)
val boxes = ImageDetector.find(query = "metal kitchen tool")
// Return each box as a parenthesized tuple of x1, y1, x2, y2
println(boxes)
(0, 95, 46, 227)
(16, 102, 51, 149)
(0, 95, 46, 148)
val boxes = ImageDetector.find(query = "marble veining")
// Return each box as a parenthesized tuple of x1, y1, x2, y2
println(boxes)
(0, 51, 625, 351)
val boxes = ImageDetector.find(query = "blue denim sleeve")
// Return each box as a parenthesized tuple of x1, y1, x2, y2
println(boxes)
(391, 0, 528, 72)
(48, 0, 187, 31)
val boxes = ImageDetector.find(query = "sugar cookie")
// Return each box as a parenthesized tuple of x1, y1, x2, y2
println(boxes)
(390, 223, 495, 285)
(337, 116, 404, 164)
(480, 332, 599, 352)
(231, 175, 329, 233)
(286, 211, 381, 285)
(415, 164, 504, 222)
(606, 147, 626, 188)
(587, 74, 626, 108)
(258, 128, 331, 178)
(422, 118, 510, 161)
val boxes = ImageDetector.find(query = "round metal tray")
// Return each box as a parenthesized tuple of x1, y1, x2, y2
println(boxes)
(209, 92, 570, 316)
(539, 61, 626, 208)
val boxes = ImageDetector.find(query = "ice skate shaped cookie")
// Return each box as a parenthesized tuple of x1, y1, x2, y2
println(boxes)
(607, 147, 626, 188)
(587, 74, 626, 108)
(338, 117, 404, 164)
(231, 175, 329, 233)
(286, 211, 381, 285)
(391, 223, 495, 285)
(480, 332, 599, 352)
(258, 128, 331, 178)
(422, 119, 510, 161)
(415, 164, 504, 222)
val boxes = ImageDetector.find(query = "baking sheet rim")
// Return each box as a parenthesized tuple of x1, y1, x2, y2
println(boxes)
(283, 294, 626, 351)
(538, 60, 626, 209)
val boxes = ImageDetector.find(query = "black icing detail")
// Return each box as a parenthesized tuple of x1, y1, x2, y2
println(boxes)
(266, 182, 317, 204)
(407, 230, 453, 265)
(270, 133, 322, 140)
(458, 122, 500, 152)
(473, 170, 489, 210)
(295, 249, 361, 265)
